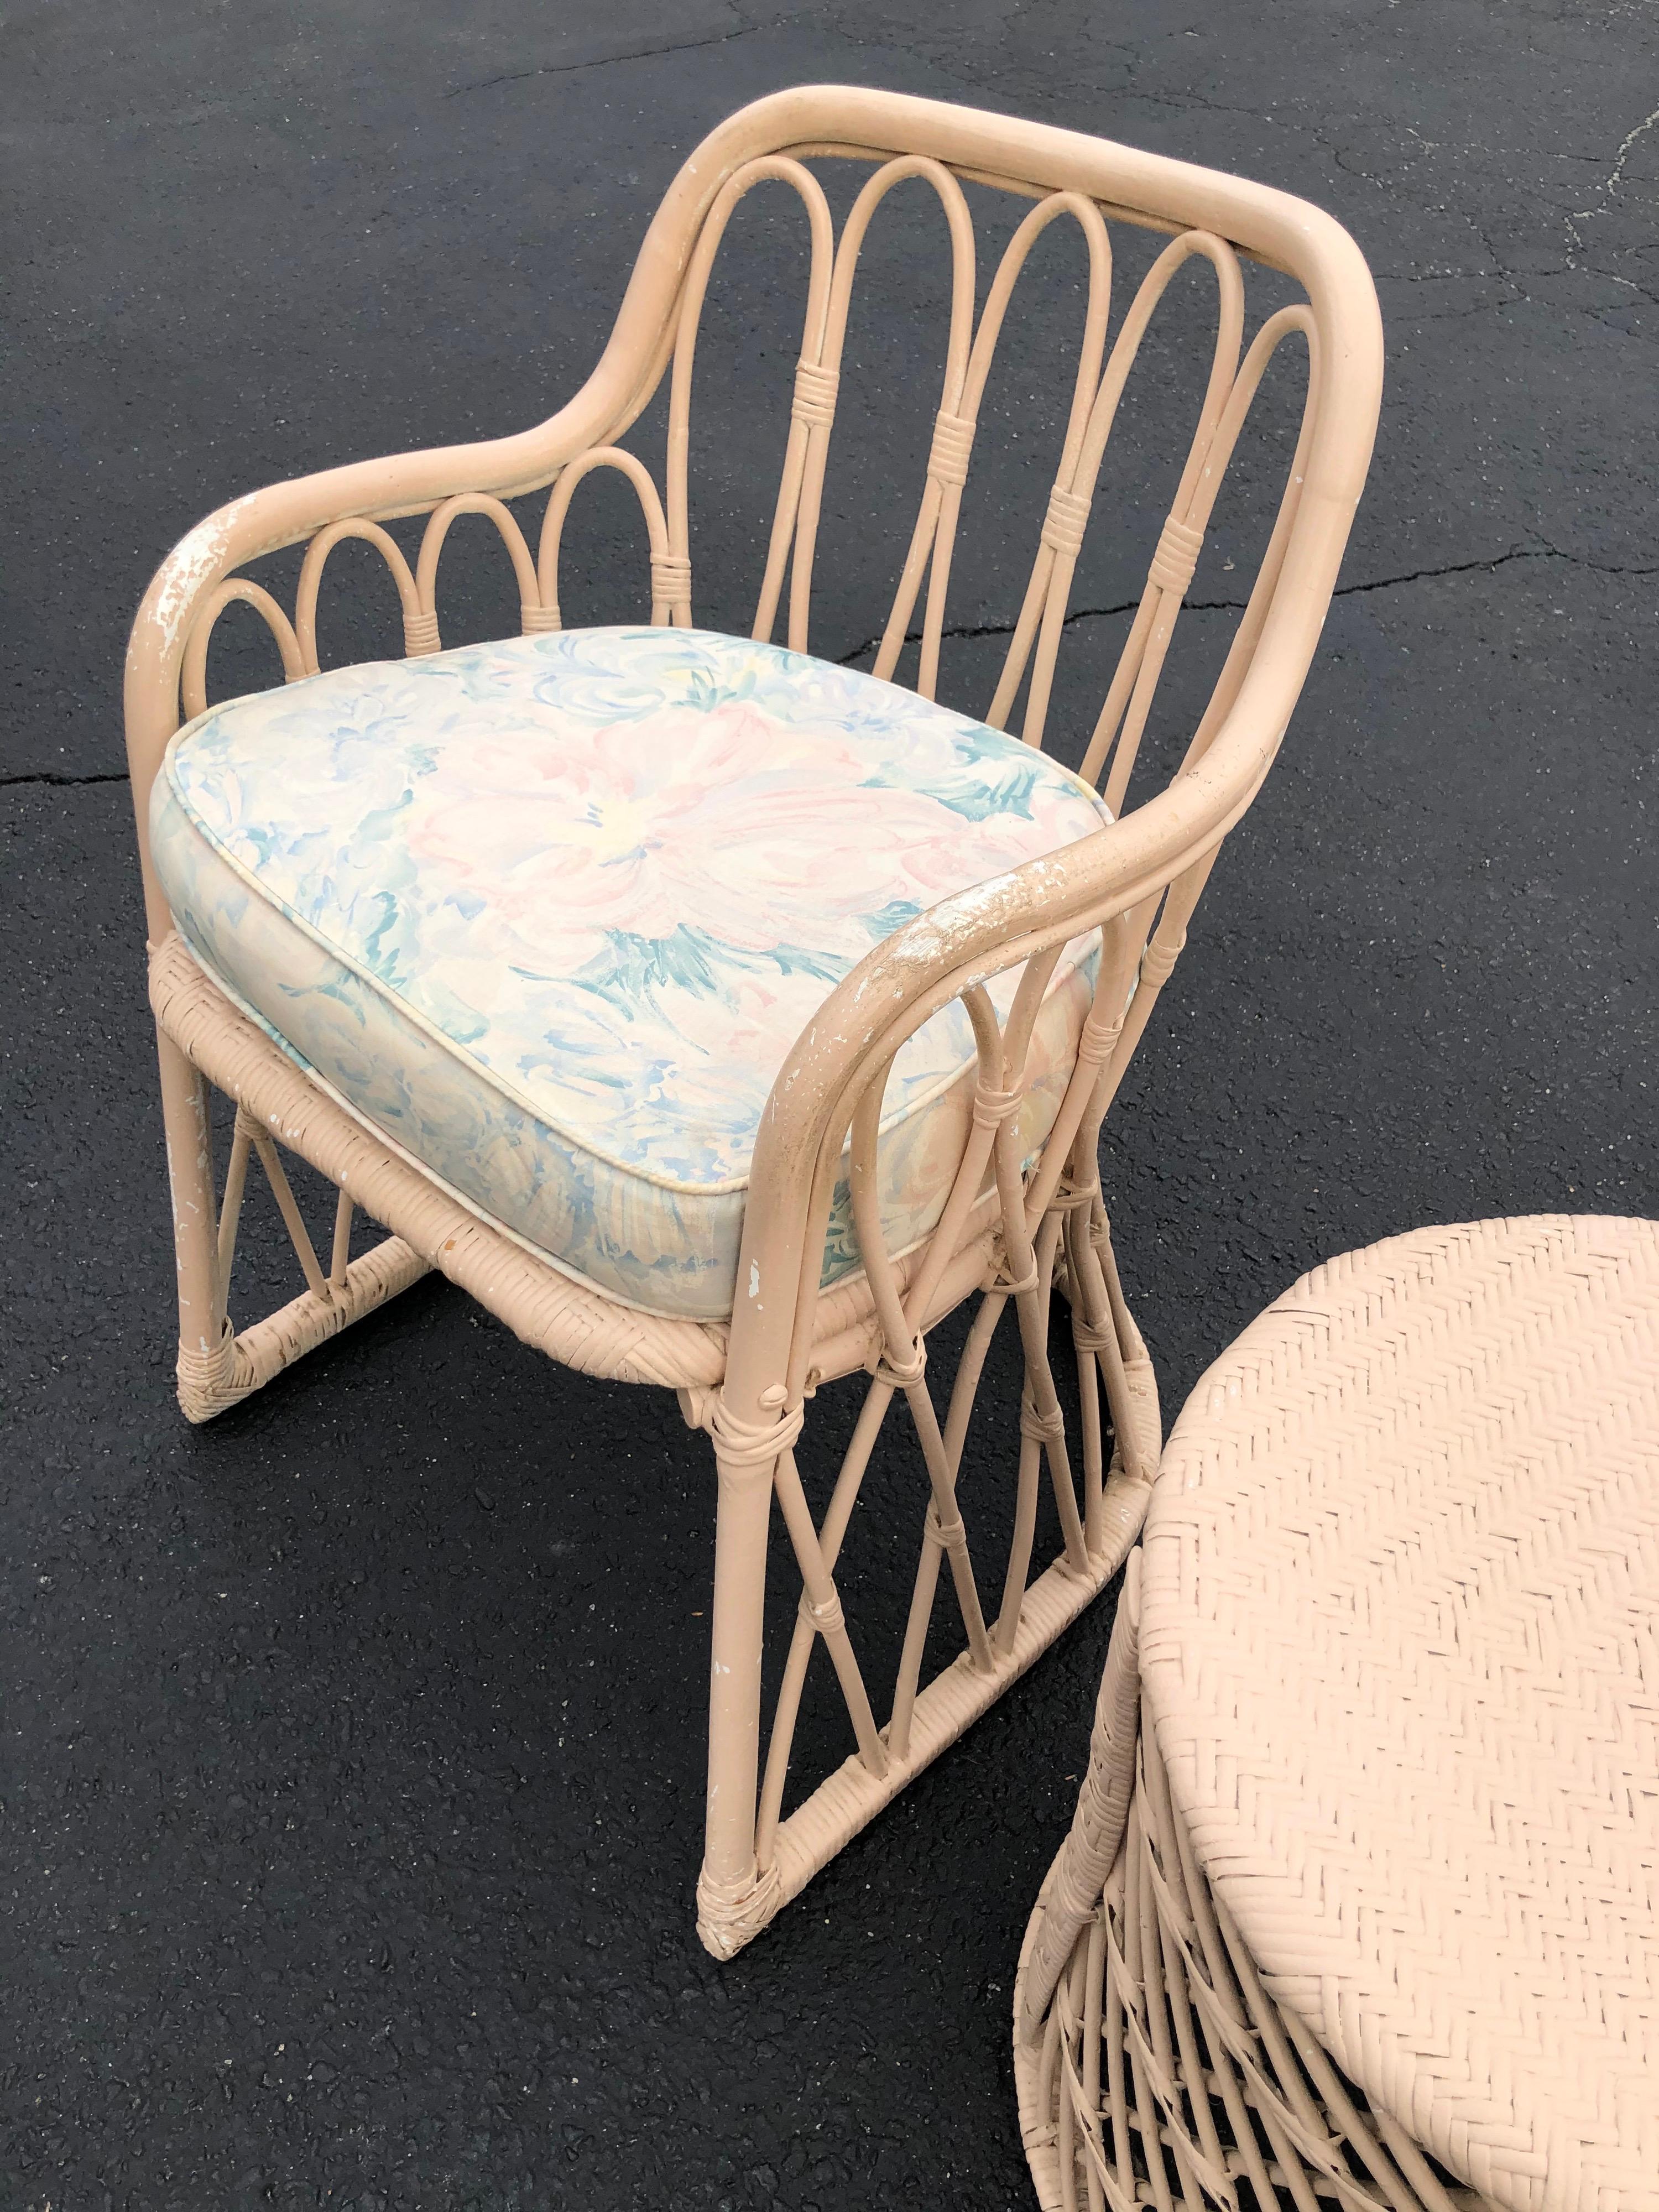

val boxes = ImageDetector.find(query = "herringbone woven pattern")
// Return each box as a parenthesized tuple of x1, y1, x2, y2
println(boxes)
(1141, 1216, 1659, 2211)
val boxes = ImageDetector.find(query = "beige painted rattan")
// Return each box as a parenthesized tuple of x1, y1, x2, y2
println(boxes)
(1015, 1216, 1659, 2211)
(123, 88, 1383, 1955)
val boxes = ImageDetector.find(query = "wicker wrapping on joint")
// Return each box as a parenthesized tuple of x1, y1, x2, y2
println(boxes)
(1016, 1216, 1659, 2211)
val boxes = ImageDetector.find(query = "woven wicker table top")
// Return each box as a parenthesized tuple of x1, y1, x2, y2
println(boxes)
(1140, 1216, 1659, 2212)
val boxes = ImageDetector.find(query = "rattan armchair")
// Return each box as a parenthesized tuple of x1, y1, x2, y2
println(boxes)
(123, 87, 1381, 1956)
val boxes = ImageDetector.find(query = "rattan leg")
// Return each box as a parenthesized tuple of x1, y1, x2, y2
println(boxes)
(696, 1431, 785, 1958)
(154, 1022, 431, 1424)
(157, 1022, 240, 1418)
(691, 1322, 1159, 1959)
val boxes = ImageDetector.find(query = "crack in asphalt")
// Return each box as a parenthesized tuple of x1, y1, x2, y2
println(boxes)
(444, 17, 775, 98)
(10, 554, 1651, 794)
(832, 545, 1659, 667)
(1, 769, 132, 791)
(1574, 99, 1659, 216)
(1091, 79, 1651, 298)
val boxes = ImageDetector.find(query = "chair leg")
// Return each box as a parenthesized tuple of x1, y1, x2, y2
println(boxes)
(696, 1439, 784, 1958)
(156, 1023, 240, 1417)
(153, 1022, 431, 1423)
(690, 1281, 1162, 1959)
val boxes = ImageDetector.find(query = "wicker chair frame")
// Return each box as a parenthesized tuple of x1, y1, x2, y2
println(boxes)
(123, 87, 1382, 1955)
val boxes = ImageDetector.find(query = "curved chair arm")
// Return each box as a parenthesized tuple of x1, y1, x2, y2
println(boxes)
(723, 484, 1354, 1414)
(122, 354, 666, 939)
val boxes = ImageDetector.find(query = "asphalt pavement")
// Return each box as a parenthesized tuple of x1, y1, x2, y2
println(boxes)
(4, 4, 1656, 2207)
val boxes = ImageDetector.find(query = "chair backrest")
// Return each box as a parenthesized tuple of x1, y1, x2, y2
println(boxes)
(126, 88, 1382, 1396)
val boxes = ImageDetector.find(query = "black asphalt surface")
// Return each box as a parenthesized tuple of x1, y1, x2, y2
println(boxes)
(4, 5, 1656, 2208)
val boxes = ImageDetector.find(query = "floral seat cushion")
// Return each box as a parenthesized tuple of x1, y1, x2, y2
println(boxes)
(150, 627, 1110, 1320)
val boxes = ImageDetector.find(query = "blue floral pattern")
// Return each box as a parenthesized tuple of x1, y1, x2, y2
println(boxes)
(152, 627, 1110, 1318)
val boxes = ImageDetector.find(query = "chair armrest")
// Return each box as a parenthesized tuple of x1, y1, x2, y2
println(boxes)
(721, 527, 1343, 1411)
(122, 404, 650, 935)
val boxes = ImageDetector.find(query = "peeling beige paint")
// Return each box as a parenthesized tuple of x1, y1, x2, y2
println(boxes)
(148, 494, 261, 660)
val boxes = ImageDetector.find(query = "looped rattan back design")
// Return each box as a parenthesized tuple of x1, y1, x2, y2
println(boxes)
(643, 152, 1317, 815)
(178, 140, 1320, 821)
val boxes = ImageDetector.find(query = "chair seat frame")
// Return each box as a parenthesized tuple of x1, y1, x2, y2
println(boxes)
(124, 87, 1381, 1955)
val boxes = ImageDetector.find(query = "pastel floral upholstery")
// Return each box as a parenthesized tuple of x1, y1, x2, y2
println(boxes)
(150, 627, 1110, 1319)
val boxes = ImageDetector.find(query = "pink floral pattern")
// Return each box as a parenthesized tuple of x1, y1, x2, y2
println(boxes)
(152, 627, 1110, 1317)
